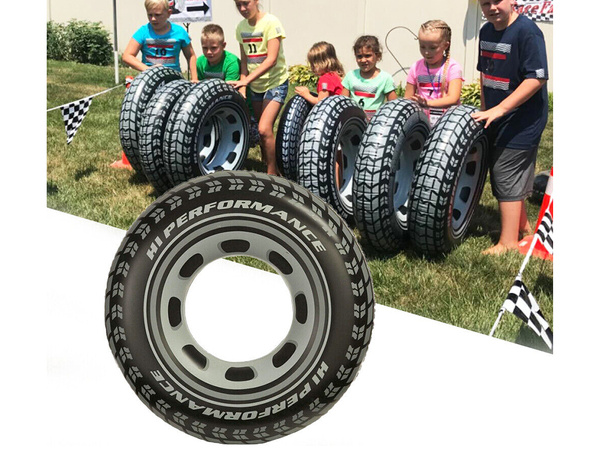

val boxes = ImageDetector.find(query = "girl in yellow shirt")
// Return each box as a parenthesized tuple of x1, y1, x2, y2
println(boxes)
(229, 0, 289, 175)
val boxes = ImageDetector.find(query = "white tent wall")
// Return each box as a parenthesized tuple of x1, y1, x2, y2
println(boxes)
(46, 0, 553, 90)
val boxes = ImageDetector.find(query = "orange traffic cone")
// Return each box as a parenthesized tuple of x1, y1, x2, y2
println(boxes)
(518, 167, 553, 260)
(110, 151, 133, 170)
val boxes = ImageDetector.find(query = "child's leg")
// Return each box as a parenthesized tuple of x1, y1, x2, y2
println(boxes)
(483, 200, 523, 255)
(257, 99, 283, 175)
(484, 146, 536, 255)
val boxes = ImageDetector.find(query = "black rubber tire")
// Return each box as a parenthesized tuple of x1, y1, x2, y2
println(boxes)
(408, 105, 489, 257)
(353, 99, 430, 253)
(138, 79, 193, 194)
(163, 79, 250, 186)
(275, 94, 314, 181)
(105, 171, 374, 444)
(120, 66, 183, 174)
(531, 170, 550, 204)
(297, 96, 367, 223)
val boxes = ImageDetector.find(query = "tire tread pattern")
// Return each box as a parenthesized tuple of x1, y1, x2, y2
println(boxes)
(119, 66, 183, 174)
(408, 105, 488, 256)
(105, 171, 374, 443)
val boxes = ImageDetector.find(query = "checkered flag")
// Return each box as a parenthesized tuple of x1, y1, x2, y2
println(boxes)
(535, 199, 553, 255)
(60, 97, 92, 144)
(501, 275, 553, 349)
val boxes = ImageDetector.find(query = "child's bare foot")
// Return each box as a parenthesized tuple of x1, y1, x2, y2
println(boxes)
(482, 242, 518, 255)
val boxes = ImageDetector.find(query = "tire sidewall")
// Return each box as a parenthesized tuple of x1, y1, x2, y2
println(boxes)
(106, 172, 373, 441)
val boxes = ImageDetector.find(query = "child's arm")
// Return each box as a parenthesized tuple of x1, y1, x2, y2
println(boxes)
(122, 38, 148, 72)
(416, 78, 463, 109)
(182, 43, 198, 82)
(341, 88, 350, 97)
(294, 86, 323, 105)
(386, 89, 398, 101)
(404, 83, 416, 99)
(231, 44, 249, 98)
(472, 78, 546, 128)
(229, 38, 282, 89)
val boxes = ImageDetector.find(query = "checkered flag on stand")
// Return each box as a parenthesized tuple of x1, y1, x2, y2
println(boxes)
(60, 97, 93, 144)
(501, 275, 553, 349)
(535, 199, 553, 255)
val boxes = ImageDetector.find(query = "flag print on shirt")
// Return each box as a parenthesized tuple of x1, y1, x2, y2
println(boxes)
(146, 39, 177, 66)
(353, 83, 377, 117)
(480, 41, 511, 91)
(416, 74, 442, 96)
(241, 31, 267, 64)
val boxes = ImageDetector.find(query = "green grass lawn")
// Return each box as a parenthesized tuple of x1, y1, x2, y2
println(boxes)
(47, 60, 553, 351)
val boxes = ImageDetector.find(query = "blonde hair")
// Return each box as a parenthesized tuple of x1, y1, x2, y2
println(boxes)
(419, 20, 452, 95)
(307, 42, 345, 78)
(201, 24, 225, 43)
(145, 0, 170, 12)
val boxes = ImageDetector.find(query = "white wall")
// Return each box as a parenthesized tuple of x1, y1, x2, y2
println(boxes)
(47, 0, 553, 90)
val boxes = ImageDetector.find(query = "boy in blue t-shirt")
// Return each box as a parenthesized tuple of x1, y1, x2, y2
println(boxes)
(122, 0, 198, 81)
(472, 0, 548, 255)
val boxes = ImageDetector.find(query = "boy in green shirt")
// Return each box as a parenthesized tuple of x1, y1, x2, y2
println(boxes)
(197, 24, 241, 81)
(197, 24, 258, 147)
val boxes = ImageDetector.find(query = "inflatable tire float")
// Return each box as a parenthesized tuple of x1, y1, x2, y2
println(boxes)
(138, 79, 193, 194)
(120, 66, 183, 174)
(164, 79, 250, 185)
(353, 99, 430, 253)
(297, 96, 367, 223)
(105, 171, 374, 443)
(408, 105, 489, 257)
(275, 94, 314, 181)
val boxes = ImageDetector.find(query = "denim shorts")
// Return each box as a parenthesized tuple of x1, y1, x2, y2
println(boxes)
(250, 80, 289, 104)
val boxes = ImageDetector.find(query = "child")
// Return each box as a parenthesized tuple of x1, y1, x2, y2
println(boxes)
(197, 24, 241, 82)
(229, 0, 289, 176)
(404, 20, 463, 125)
(471, 0, 549, 255)
(122, 0, 198, 81)
(295, 41, 345, 105)
(342, 35, 397, 120)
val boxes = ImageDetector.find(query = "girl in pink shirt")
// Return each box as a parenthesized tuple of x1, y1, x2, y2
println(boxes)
(295, 41, 344, 104)
(404, 20, 464, 125)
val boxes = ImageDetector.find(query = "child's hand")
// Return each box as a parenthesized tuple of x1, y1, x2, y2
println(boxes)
(471, 105, 508, 128)
(295, 86, 310, 99)
(411, 94, 428, 107)
(227, 79, 248, 90)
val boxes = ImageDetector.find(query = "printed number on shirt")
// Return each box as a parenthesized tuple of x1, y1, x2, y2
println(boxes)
(248, 43, 258, 54)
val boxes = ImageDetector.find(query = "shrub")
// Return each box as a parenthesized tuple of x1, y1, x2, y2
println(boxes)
(548, 91, 553, 113)
(460, 81, 481, 108)
(47, 21, 68, 61)
(47, 20, 113, 66)
(395, 82, 405, 98)
(288, 64, 318, 87)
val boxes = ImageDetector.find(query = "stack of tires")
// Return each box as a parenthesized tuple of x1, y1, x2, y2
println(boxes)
(276, 95, 489, 258)
(120, 66, 252, 193)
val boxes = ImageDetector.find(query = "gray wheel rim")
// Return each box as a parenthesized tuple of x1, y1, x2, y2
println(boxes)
(451, 138, 485, 235)
(337, 117, 364, 210)
(196, 105, 246, 173)
(392, 131, 426, 230)
(145, 215, 330, 406)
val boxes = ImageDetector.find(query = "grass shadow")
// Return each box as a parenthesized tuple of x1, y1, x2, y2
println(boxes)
(47, 180, 59, 196)
(514, 325, 553, 354)
(127, 170, 150, 186)
(74, 167, 97, 181)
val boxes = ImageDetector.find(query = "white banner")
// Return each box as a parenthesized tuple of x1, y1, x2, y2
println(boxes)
(169, 0, 212, 23)
(481, 1, 554, 22)
(515, 0, 553, 22)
